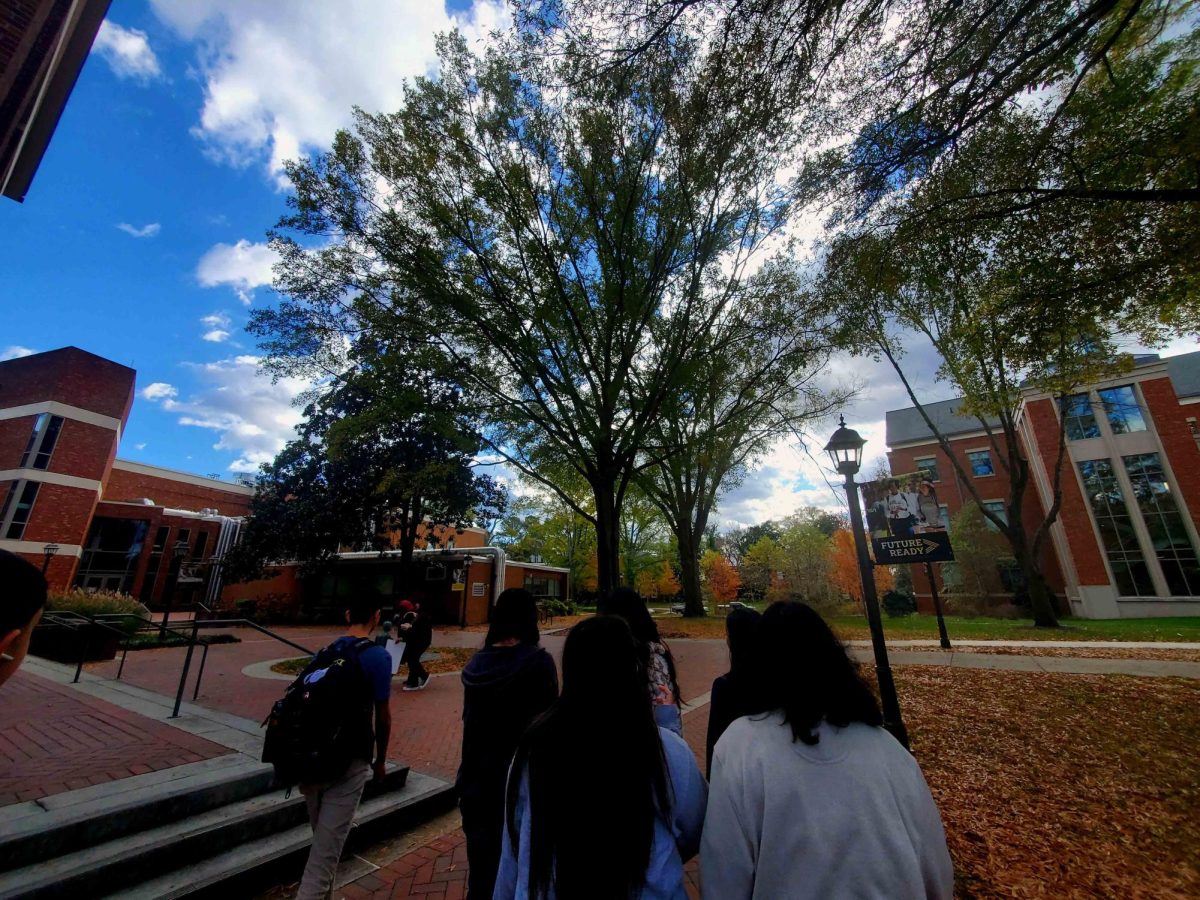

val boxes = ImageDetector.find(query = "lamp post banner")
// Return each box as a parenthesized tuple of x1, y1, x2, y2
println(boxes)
(859, 471, 955, 564)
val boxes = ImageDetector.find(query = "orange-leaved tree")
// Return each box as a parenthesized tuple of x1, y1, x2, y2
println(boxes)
(700, 549, 741, 602)
(655, 561, 682, 599)
(830, 528, 895, 608)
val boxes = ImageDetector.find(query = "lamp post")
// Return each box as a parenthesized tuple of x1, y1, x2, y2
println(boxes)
(41, 543, 59, 576)
(159, 540, 191, 640)
(824, 416, 910, 750)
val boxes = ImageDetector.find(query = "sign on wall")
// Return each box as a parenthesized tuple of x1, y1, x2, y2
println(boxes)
(860, 471, 955, 565)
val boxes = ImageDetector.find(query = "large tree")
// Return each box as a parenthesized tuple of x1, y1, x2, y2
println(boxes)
(252, 31, 799, 594)
(223, 348, 506, 585)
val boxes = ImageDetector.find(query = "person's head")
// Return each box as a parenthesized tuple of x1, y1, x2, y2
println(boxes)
(919, 481, 932, 495)
(485, 587, 540, 647)
(344, 592, 382, 633)
(0, 550, 48, 689)
(509, 615, 668, 898)
(759, 601, 882, 745)
(598, 586, 661, 645)
(725, 606, 762, 675)
(888, 479, 900, 493)
(397, 600, 415, 615)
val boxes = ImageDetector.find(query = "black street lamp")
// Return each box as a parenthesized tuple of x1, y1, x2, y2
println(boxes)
(41, 543, 59, 575)
(824, 416, 910, 749)
(159, 539, 191, 640)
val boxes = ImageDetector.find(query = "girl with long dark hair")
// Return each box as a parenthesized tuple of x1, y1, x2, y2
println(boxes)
(599, 587, 684, 735)
(494, 616, 706, 899)
(704, 606, 764, 777)
(701, 602, 952, 899)
(457, 588, 558, 899)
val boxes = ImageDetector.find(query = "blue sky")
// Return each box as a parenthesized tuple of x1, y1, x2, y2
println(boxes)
(2, 2, 1193, 526)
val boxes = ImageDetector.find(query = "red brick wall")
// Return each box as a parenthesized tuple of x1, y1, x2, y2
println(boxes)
(220, 564, 301, 608)
(0, 414, 35, 468)
(0, 347, 135, 422)
(1141, 377, 1200, 535)
(22, 482, 95, 546)
(104, 469, 252, 516)
(44, 419, 119, 482)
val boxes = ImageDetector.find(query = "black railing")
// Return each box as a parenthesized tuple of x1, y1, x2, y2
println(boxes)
(33, 610, 316, 718)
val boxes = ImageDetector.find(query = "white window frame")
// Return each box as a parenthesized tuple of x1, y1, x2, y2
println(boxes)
(965, 448, 995, 478)
(914, 456, 941, 483)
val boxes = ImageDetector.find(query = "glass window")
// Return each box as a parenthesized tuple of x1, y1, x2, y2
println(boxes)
(152, 526, 170, 553)
(3, 481, 40, 539)
(193, 531, 209, 559)
(1078, 459, 1155, 596)
(1060, 393, 1100, 441)
(1099, 385, 1147, 435)
(18, 414, 64, 469)
(1123, 453, 1200, 596)
(967, 450, 994, 477)
(982, 500, 1007, 531)
(915, 457, 940, 483)
(939, 505, 950, 531)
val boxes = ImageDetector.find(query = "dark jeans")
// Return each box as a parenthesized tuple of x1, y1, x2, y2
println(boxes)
(461, 798, 502, 900)
(405, 642, 429, 686)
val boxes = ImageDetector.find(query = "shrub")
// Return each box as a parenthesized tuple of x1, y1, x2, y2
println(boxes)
(45, 589, 150, 636)
(539, 598, 577, 618)
(881, 590, 917, 618)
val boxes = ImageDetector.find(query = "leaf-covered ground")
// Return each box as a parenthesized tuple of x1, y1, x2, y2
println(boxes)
(896, 667, 1200, 898)
(269, 646, 476, 677)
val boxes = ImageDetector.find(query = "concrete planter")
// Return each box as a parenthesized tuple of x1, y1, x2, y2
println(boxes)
(30, 624, 123, 663)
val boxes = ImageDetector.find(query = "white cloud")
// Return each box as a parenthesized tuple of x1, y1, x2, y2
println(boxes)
(196, 239, 278, 304)
(201, 311, 232, 329)
(141, 382, 178, 400)
(116, 222, 161, 238)
(135, 442, 147, 450)
(202, 329, 232, 343)
(149, 0, 508, 183)
(1, 345, 35, 361)
(93, 21, 162, 82)
(138, 355, 310, 472)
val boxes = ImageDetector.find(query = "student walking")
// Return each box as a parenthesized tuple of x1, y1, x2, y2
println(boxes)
(600, 587, 684, 735)
(457, 588, 558, 899)
(701, 601, 953, 900)
(398, 600, 432, 690)
(494, 616, 706, 899)
(282, 594, 393, 900)
(704, 606, 764, 777)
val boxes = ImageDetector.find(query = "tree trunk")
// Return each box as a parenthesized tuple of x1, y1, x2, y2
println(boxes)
(593, 479, 622, 594)
(1008, 528, 1059, 627)
(677, 529, 706, 617)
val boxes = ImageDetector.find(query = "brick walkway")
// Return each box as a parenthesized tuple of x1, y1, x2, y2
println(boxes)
(0, 670, 230, 807)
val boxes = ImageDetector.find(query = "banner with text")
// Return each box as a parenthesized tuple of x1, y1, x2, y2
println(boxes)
(860, 471, 955, 565)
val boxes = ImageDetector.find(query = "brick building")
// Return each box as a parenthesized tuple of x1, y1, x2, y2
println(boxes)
(886, 353, 1200, 619)
(0, 346, 567, 625)
(2, 0, 111, 201)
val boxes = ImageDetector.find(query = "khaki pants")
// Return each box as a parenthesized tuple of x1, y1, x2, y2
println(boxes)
(297, 761, 371, 900)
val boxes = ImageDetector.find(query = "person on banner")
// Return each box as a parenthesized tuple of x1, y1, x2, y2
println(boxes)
(885, 479, 917, 537)
(916, 481, 944, 531)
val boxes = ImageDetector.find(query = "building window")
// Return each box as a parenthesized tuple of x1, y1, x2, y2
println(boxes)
(192, 531, 209, 559)
(1099, 385, 1148, 435)
(1060, 393, 1100, 441)
(0, 480, 41, 539)
(981, 500, 1007, 531)
(939, 505, 950, 531)
(1078, 459, 1155, 597)
(915, 457, 940, 483)
(1123, 453, 1200, 596)
(523, 573, 562, 598)
(967, 450, 994, 477)
(18, 414, 64, 470)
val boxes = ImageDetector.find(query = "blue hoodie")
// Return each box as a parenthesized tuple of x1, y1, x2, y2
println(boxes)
(493, 726, 707, 900)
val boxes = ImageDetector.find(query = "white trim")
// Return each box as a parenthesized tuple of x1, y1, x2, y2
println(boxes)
(508, 560, 571, 574)
(1179, 396, 1200, 405)
(0, 400, 122, 439)
(888, 430, 990, 451)
(112, 459, 254, 495)
(0, 469, 101, 493)
(0, 539, 82, 558)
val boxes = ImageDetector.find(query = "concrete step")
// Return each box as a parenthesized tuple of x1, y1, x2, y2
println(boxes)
(0, 754, 276, 873)
(107, 771, 457, 899)
(0, 767, 414, 900)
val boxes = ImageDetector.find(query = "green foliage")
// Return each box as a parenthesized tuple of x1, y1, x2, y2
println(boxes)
(538, 598, 577, 618)
(942, 504, 1013, 599)
(881, 590, 917, 618)
(45, 589, 149, 636)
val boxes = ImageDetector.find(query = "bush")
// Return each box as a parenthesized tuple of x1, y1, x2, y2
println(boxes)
(881, 590, 917, 618)
(539, 598, 577, 618)
(45, 589, 150, 636)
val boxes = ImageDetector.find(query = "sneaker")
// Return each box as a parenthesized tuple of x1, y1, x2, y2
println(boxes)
(402, 677, 429, 692)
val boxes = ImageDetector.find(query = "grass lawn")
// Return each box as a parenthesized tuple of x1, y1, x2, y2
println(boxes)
(649, 612, 1200, 643)
(896, 667, 1200, 896)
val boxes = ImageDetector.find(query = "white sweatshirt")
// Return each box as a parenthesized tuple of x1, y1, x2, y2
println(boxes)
(700, 713, 953, 900)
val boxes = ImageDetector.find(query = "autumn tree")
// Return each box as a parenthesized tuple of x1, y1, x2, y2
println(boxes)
(941, 504, 1012, 602)
(739, 535, 784, 602)
(700, 550, 741, 603)
(830, 528, 894, 610)
(253, 30, 801, 596)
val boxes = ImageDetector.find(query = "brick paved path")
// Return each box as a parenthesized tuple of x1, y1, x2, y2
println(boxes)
(0, 670, 230, 807)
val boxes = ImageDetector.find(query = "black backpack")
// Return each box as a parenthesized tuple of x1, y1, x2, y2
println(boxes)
(262, 637, 375, 787)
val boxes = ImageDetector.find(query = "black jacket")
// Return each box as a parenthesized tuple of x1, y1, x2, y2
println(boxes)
(457, 643, 558, 806)
(705, 670, 765, 777)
